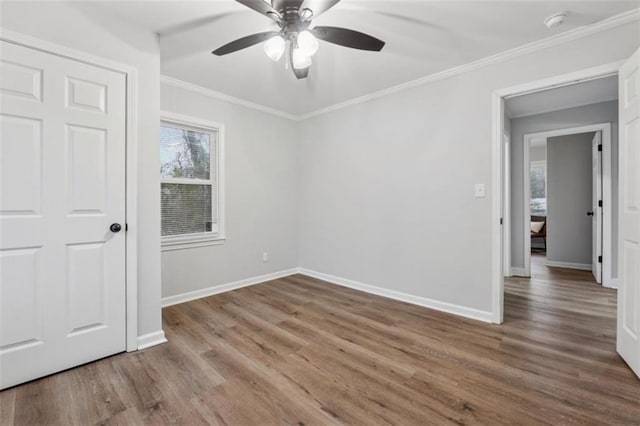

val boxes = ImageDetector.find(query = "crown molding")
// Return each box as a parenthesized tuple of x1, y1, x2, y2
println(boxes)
(161, 8, 638, 122)
(160, 75, 299, 121)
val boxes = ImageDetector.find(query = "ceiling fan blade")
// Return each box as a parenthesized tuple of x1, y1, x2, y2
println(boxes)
(299, 0, 341, 19)
(293, 66, 309, 79)
(310, 26, 385, 51)
(212, 31, 280, 56)
(235, 0, 282, 22)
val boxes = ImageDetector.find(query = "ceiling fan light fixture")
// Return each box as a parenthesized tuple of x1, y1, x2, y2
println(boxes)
(263, 35, 285, 61)
(299, 8, 313, 21)
(292, 47, 312, 69)
(212, 0, 385, 79)
(297, 30, 319, 56)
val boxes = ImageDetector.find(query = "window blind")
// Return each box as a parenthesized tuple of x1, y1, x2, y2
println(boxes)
(160, 124, 217, 237)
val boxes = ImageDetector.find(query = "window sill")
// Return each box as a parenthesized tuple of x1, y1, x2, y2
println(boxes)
(161, 234, 226, 252)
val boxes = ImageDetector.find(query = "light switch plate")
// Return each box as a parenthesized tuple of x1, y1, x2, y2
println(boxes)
(475, 184, 486, 198)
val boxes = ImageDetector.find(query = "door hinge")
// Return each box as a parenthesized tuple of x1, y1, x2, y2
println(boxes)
(500, 217, 503, 225)
(125, 223, 128, 232)
(598, 255, 602, 263)
(598, 200, 603, 208)
(598, 144, 603, 152)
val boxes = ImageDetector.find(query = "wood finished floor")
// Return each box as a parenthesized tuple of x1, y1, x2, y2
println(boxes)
(2, 264, 639, 425)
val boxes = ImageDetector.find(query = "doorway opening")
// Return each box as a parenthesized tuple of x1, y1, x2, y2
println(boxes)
(490, 62, 622, 324)
(519, 124, 613, 285)
(492, 52, 639, 379)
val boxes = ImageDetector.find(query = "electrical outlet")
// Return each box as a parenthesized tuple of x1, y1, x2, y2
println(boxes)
(262, 252, 269, 262)
(474, 183, 486, 198)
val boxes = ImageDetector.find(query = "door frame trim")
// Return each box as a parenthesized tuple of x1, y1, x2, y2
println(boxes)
(521, 123, 612, 284)
(491, 60, 623, 324)
(503, 132, 511, 278)
(0, 28, 139, 352)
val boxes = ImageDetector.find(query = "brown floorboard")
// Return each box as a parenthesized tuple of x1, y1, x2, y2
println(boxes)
(1, 262, 639, 425)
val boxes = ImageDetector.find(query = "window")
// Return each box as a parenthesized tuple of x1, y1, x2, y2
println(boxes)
(530, 161, 547, 216)
(160, 112, 225, 250)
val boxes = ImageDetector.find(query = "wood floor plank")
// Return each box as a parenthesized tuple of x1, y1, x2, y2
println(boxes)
(2, 257, 639, 425)
(12, 373, 68, 425)
(0, 386, 15, 425)
(64, 363, 128, 424)
(199, 340, 338, 425)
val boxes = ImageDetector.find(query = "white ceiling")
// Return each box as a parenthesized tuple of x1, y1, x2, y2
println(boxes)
(505, 74, 619, 119)
(92, 1, 639, 115)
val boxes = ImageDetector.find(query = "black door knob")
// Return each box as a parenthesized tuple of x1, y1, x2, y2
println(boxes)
(110, 223, 122, 233)
(586, 211, 594, 216)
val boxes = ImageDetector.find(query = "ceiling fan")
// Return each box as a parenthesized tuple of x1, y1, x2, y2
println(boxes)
(211, 0, 385, 79)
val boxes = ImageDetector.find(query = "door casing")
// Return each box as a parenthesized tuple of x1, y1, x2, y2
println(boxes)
(519, 124, 612, 283)
(0, 28, 139, 351)
(491, 60, 624, 324)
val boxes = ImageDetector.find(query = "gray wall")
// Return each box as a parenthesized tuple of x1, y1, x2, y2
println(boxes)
(298, 23, 637, 316)
(5, 0, 635, 327)
(530, 145, 547, 162)
(547, 133, 594, 265)
(510, 100, 619, 273)
(160, 83, 299, 299)
(1, 1, 163, 338)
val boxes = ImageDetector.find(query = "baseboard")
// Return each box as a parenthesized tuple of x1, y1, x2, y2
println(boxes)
(137, 330, 167, 350)
(510, 267, 527, 277)
(161, 268, 299, 307)
(604, 278, 619, 289)
(297, 268, 494, 323)
(544, 260, 592, 271)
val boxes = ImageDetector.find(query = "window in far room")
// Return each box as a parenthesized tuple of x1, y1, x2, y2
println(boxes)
(530, 160, 547, 216)
(160, 113, 225, 250)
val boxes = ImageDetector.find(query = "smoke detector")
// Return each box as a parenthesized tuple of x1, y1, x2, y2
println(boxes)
(544, 12, 568, 28)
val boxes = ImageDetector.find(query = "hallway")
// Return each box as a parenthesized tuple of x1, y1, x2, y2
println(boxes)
(505, 254, 628, 392)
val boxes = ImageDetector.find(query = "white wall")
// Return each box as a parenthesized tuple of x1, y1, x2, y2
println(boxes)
(1, 1, 163, 338)
(510, 100, 619, 272)
(2, 2, 637, 328)
(547, 132, 595, 265)
(160, 83, 299, 299)
(297, 22, 638, 317)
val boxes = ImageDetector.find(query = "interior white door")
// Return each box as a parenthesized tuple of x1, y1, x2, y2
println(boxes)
(0, 41, 127, 389)
(617, 48, 640, 379)
(592, 131, 603, 283)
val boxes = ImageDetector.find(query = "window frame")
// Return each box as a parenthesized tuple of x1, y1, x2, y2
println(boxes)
(160, 111, 225, 251)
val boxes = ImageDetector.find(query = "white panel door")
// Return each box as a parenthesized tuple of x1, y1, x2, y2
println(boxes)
(617, 48, 640, 379)
(0, 41, 127, 389)
(592, 131, 602, 284)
